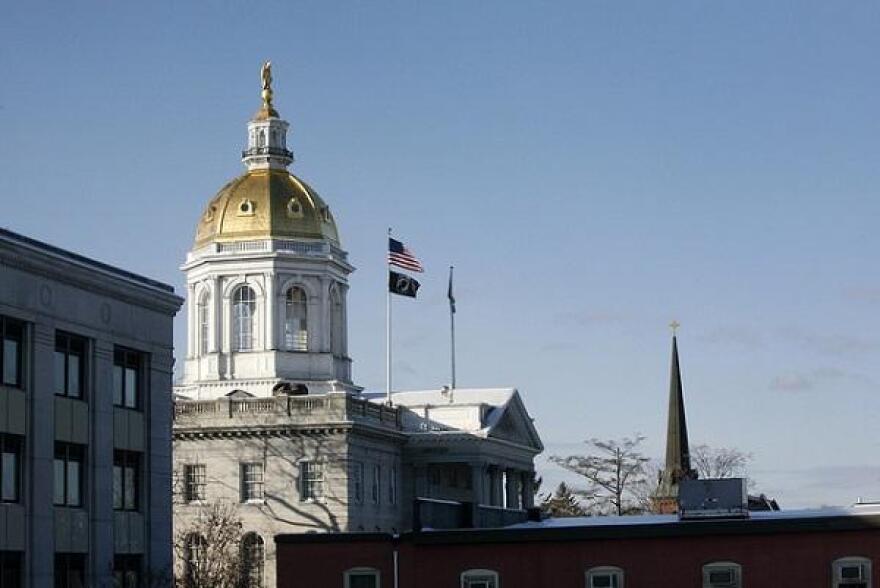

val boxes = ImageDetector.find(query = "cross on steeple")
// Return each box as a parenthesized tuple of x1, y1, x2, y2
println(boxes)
(669, 320, 680, 336)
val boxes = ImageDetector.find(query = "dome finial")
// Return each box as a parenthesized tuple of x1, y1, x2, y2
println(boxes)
(261, 61, 274, 109)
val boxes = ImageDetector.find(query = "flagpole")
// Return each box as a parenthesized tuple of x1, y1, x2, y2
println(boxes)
(386, 227, 393, 406)
(449, 265, 456, 390)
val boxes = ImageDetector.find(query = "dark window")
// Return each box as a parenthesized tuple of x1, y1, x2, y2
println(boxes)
(114, 450, 141, 511)
(1, 434, 22, 503)
(185, 534, 206, 588)
(55, 553, 86, 588)
(241, 463, 264, 501)
(55, 332, 86, 399)
(0, 317, 24, 388)
(113, 554, 141, 588)
(347, 571, 379, 588)
(54, 443, 85, 507)
(184, 464, 206, 502)
(114, 348, 143, 410)
(240, 533, 264, 588)
(0, 551, 23, 588)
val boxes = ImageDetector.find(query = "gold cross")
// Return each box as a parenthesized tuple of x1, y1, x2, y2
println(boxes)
(669, 320, 680, 335)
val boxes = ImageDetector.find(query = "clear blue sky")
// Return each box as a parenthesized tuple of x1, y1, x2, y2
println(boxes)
(2, 1, 879, 508)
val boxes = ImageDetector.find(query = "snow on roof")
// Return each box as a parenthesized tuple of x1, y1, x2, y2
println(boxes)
(504, 503, 880, 530)
(362, 387, 516, 409)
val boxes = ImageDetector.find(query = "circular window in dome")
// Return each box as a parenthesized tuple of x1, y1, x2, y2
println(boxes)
(321, 206, 332, 223)
(287, 198, 304, 219)
(203, 206, 216, 223)
(238, 199, 255, 216)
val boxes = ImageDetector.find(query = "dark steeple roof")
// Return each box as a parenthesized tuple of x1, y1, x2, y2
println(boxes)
(656, 334, 697, 499)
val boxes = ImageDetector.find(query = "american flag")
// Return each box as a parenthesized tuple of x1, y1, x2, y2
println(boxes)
(388, 238, 424, 273)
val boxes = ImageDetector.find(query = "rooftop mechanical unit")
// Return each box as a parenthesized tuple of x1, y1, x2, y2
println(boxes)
(679, 478, 749, 520)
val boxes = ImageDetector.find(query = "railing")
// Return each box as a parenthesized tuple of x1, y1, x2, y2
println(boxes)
(241, 146, 293, 159)
(194, 239, 348, 263)
(174, 393, 400, 428)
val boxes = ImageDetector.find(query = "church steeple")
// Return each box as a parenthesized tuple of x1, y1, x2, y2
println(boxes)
(653, 322, 698, 513)
(242, 61, 294, 171)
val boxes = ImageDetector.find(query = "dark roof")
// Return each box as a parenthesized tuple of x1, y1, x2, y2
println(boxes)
(0, 227, 175, 294)
(657, 335, 697, 496)
(276, 507, 880, 547)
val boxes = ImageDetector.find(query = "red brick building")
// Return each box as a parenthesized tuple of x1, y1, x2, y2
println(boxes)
(276, 505, 880, 588)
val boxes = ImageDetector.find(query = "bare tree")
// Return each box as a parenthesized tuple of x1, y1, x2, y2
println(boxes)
(173, 501, 244, 588)
(541, 482, 586, 517)
(691, 444, 752, 480)
(550, 435, 650, 516)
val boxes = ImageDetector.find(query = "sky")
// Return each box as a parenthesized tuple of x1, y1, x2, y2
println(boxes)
(2, 1, 879, 509)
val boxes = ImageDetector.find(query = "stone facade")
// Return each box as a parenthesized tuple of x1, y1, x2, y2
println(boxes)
(172, 69, 543, 588)
(0, 228, 183, 587)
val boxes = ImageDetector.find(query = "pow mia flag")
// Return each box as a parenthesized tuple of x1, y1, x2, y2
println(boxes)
(389, 270, 420, 298)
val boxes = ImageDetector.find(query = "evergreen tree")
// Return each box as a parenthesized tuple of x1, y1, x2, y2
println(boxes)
(541, 482, 586, 517)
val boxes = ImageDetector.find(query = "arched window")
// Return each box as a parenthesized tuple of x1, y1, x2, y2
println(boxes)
(833, 557, 871, 587)
(345, 567, 380, 588)
(703, 562, 741, 588)
(329, 287, 343, 356)
(185, 533, 206, 588)
(257, 129, 266, 147)
(197, 291, 210, 355)
(284, 287, 308, 351)
(586, 566, 624, 588)
(233, 286, 256, 351)
(240, 533, 265, 588)
(461, 569, 499, 588)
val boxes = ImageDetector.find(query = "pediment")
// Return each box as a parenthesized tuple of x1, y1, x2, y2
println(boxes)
(486, 393, 543, 452)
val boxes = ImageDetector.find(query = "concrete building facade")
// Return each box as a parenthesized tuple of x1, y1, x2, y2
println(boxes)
(0, 228, 183, 587)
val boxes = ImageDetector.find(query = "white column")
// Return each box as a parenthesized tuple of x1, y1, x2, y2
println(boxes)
(186, 282, 196, 358)
(211, 275, 221, 353)
(265, 272, 276, 351)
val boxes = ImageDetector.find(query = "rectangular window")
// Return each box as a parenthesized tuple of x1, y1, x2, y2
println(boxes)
(55, 553, 86, 588)
(371, 464, 380, 504)
(462, 571, 499, 588)
(299, 461, 323, 501)
(0, 317, 24, 389)
(113, 554, 141, 588)
(54, 443, 85, 507)
(184, 464, 206, 503)
(113, 348, 143, 410)
(55, 332, 87, 399)
(345, 569, 380, 588)
(1, 434, 22, 503)
(389, 465, 397, 505)
(241, 462, 264, 502)
(0, 551, 23, 588)
(113, 450, 141, 511)
(834, 557, 871, 588)
(351, 462, 364, 504)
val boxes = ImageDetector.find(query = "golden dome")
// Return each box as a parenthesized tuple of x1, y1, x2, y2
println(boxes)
(195, 169, 340, 247)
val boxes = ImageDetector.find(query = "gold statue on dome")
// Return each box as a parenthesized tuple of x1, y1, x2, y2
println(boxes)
(261, 61, 273, 107)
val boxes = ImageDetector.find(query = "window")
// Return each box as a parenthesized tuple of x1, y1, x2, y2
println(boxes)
(329, 287, 343, 356)
(0, 551, 22, 588)
(345, 568, 380, 588)
(198, 292, 210, 355)
(371, 464, 380, 504)
(389, 465, 397, 506)
(54, 443, 85, 507)
(184, 533, 206, 588)
(233, 286, 256, 351)
(113, 348, 143, 410)
(703, 562, 741, 588)
(1, 434, 22, 503)
(240, 533, 264, 588)
(461, 569, 498, 588)
(351, 462, 364, 504)
(0, 316, 23, 388)
(284, 287, 308, 351)
(113, 450, 141, 511)
(299, 461, 323, 501)
(586, 566, 624, 588)
(55, 553, 86, 588)
(241, 463, 264, 502)
(833, 557, 871, 588)
(54, 332, 86, 399)
(113, 555, 141, 588)
(184, 464, 206, 502)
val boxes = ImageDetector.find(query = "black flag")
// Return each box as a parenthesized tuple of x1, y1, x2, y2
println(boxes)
(389, 271, 420, 298)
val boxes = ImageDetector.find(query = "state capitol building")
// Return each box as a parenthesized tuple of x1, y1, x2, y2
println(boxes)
(171, 65, 543, 587)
